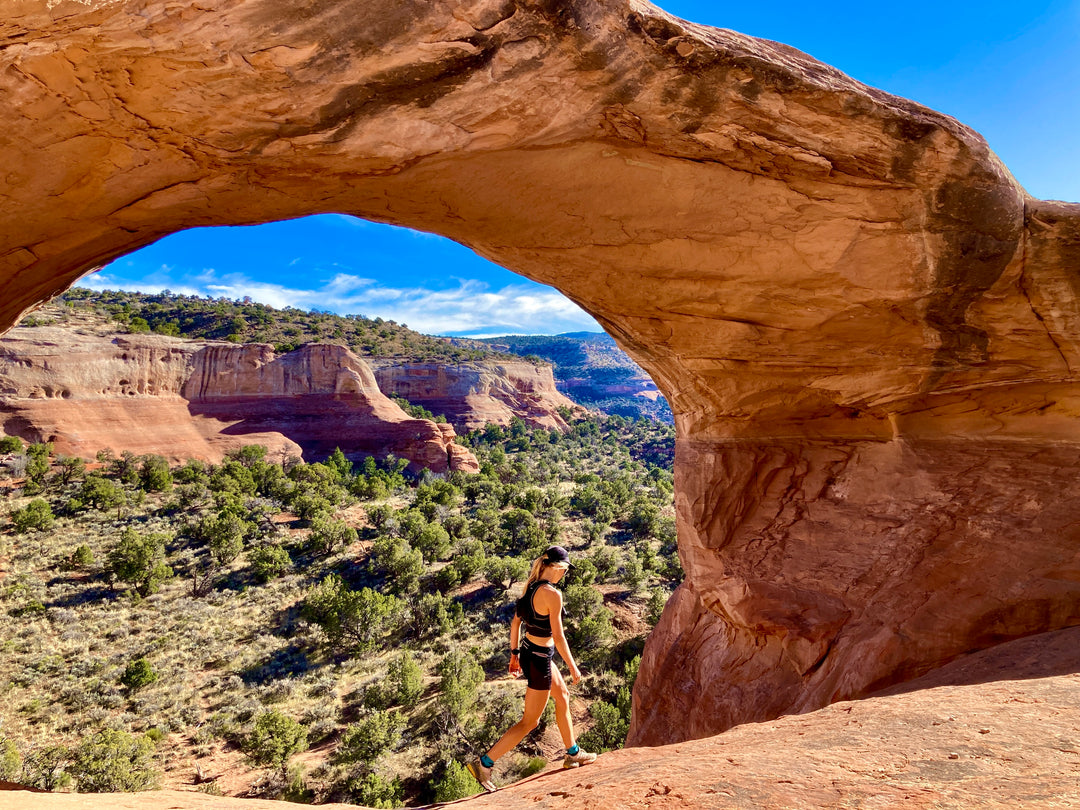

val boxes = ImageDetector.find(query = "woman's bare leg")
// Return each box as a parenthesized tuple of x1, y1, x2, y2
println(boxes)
(485, 687, 550, 762)
(549, 664, 575, 749)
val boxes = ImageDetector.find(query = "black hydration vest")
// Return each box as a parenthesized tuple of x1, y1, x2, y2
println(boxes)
(516, 580, 557, 638)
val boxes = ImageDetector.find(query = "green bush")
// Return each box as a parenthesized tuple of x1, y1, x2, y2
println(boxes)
(69, 730, 159, 792)
(301, 575, 402, 651)
(577, 699, 627, 753)
(20, 744, 70, 791)
(332, 710, 404, 767)
(307, 514, 358, 556)
(347, 771, 404, 808)
(0, 435, 24, 454)
(11, 498, 53, 533)
(246, 711, 307, 773)
(71, 544, 95, 568)
(120, 658, 158, 692)
(249, 544, 291, 582)
(0, 737, 20, 781)
(436, 650, 484, 726)
(482, 555, 529, 592)
(385, 652, 424, 708)
(139, 454, 173, 492)
(107, 528, 173, 596)
(432, 760, 478, 802)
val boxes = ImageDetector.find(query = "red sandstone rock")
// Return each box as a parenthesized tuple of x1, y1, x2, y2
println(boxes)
(372, 360, 582, 431)
(2, 0, 1080, 745)
(0, 326, 478, 473)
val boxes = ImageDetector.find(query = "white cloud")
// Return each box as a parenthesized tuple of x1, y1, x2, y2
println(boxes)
(78, 270, 601, 337)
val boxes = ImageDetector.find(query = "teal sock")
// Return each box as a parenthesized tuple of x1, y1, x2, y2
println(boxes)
(480, 754, 495, 768)
(567, 744, 580, 756)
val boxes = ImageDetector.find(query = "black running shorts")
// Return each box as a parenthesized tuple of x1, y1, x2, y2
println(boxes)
(520, 638, 554, 691)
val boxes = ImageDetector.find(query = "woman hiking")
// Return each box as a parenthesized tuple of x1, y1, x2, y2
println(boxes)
(466, 545, 597, 791)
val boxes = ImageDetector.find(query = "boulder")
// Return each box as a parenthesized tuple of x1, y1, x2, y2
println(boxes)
(1, 0, 1079, 743)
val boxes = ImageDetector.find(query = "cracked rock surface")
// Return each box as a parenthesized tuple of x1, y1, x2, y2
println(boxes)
(2, 0, 1080, 744)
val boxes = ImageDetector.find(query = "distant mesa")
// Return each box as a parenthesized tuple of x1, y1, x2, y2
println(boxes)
(0, 324, 479, 473)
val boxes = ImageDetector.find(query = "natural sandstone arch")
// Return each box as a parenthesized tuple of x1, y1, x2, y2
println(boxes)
(3, 0, 1080, 746)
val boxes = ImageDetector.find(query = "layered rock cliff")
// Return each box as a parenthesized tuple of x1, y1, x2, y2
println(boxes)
(0, 327, 478, 473)
(371, 359, 582, 431)
(2, 0, 1080, 748)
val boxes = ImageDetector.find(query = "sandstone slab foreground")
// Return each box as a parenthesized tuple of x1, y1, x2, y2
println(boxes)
(2, 0, 1080, 742)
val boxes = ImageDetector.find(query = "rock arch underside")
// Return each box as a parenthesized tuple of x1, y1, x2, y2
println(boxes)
(3, 0, 1080, 749)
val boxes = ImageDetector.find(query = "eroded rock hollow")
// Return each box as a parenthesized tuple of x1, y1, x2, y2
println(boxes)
(3, 0, 1079, 744)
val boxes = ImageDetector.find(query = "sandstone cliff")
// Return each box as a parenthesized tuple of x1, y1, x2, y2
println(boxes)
(0, 327, 478, 473)
(371, 359, 582, 431)
(3, 0, 1080, 748)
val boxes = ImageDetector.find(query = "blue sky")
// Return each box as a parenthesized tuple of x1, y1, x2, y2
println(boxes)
(84, 0, 1080, 337)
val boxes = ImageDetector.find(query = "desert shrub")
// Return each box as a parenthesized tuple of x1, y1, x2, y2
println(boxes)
(626, 498, 660, 539)
(0, 435, 23, 454)
(414, 522, 451, 563)
(366, 503, 393, 529)
(20, 744, 70, 791)
(589, 546, 619, 582)
(473, 691, 520, 750)
(198, 508, 252, 553)
(69, 730, 159, 792)
(405, 592, 454, 640)
(120, 658, 158, 692)
(245, 711, 307, 774)
(333, 710, 404, 767)
(431, 760, 477, 802)
(249, 544, 291, 582)
(482, 555, 529, 592)
(10, 498, 53, 533)
(499, 508, 542, 554)
(647, 589, 667, 625)
(173, 458, 208, 485)
(78, 472, 126, 514)
(385, 652, 424, 708)
(139, 454, 172, 492)
(347, 772, 403, 808)
(54, 454, 86, 485)
(436, 650, 484, 727)
(107, 528, 172, 596)
(368, 535, 423, 595)
(301, 575, 402, 651)
(307, 514, 357, 556)
(576, 698, 628, 754)
(451, 540, 486, 583)
(0, 737, 20, 781)
(71, 544, 95, 568)
(619, 550, 646, 592)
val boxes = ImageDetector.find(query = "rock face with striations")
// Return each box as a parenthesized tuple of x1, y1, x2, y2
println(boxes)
(371, 359, 582, 432)
(0, 326, 479, 473)
(3, 0, 1080, 747)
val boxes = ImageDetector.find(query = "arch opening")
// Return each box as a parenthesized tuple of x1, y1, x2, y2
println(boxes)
(3, 0, 1080, 752)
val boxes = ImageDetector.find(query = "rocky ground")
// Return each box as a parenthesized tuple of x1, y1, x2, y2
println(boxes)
(3, 627, 1077, 809)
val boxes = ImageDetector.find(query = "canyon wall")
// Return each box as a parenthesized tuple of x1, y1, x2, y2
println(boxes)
(371, 359, 581, 431)
(2, 0, 1080, 745)
(0, 327, 477, 473)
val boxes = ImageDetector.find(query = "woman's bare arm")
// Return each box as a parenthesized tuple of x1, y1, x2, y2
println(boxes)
(509, 614, 522, 674)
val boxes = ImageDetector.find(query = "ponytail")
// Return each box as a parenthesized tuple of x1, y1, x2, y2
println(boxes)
(521, 555, 547, 595)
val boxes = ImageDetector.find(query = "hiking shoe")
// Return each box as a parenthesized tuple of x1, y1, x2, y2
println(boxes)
(465, 758, 497, 793)
(562, 748, 597, 768)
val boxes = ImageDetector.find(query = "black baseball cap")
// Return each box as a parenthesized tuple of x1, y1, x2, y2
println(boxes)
(544, 545, 574, 568)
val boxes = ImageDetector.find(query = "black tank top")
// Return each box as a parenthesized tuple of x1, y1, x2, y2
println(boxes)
(516, 580, 558, 638)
